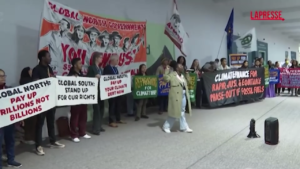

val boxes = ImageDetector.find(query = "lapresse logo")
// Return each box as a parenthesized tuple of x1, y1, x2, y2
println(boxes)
(250, 11, 285, 21)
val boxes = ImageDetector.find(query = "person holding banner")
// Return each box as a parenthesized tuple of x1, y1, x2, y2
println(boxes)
(177, 56, 187, 71)
(87, 52, 105, 135)
(156, 58, 169, 114)
(135, 64, 149, 121)
(290, 60, 299, 96)
(274, 61, 281, 95)
(0, 69, 22, 168)
(32, 50, 65, 156)
(68, 58, 91, 142)
(162, 61, 193, 133)
(103, 54, 126, 127)
(239, 60, 248, 69)
(217, 58, 230, 70)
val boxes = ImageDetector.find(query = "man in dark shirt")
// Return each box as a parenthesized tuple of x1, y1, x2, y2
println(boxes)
(103, 54, 126, 127)
(32, 50, 65, 156)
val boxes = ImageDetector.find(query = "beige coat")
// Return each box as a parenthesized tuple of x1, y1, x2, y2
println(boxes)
(163, 69, 192, 118)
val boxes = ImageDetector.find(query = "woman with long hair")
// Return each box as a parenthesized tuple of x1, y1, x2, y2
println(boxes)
(134, 64, 149, 121)
(190, 59, 201, 79)
(162, 61, 193, 133)
(87, 52, 105, 135)
(177, 56, 187, 71)
(239, 60, 248, 69)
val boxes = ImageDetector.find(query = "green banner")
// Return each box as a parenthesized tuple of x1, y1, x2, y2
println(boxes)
(264, 65, 269, 86)
(133, 76, 158, 99)
(187, 73, 197, 102)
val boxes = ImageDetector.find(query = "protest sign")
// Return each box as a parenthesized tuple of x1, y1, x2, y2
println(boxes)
(133, 76, 158, 99)
(56, 76, 98, 106)
(279, 68, 300, 88)
(100, 73, 131, 100)
(157, 75, 170, 96)
(39, 0, 147, 76)
(187, 73, 197, 102)
(269, 69, 280, 84)
(0, 78, 56, 128)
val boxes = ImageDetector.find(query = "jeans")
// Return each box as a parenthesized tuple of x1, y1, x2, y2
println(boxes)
(35, 108, 56, 148)
(163, 90, 189, 130)
(0, 125, 15, 169)
(159, 96, 168, 111)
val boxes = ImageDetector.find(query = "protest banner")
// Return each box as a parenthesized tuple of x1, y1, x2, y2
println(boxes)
(55, 76, 98, 106)
(100, 73, 131, 100)
(202, 68, 265, 108)
(264, 65, 269, 86)
(279, 68, 300, 88)
(133, 76, 158, 99)
(157, 75, 170, 96)
(0, 78, 56, 128)
(229, 54, 247, 68)
(269, 69, 280, 85)
(187, 73, 197, 102)
(39, 0, 147, 76)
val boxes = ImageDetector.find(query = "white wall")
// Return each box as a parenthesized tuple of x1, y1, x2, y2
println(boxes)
(0, 0, 298, 85)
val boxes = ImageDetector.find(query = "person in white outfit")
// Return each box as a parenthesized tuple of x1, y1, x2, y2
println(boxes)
(162, 61, 193, 133)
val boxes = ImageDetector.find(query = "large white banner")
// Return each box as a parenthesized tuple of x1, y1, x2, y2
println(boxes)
(164, 0, 189, 56)
(100, 73, 131, 100)
(56, 76, 98, 106)
(39, 0, 147, 76)
(235, 28, 257, 53)
(0, 78, 56, 128)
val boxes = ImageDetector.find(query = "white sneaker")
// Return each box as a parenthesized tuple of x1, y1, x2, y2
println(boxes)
(2, 154, 7, 161)
(36, 146, 45, 156)
(183, 128, 193, 133)
(72, 138, 80, 143)
(163, 128, 171, 133)
(82, 134, 91, 139)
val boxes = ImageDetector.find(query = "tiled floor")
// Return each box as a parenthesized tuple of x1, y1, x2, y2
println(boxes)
(6, 95, 300, 169)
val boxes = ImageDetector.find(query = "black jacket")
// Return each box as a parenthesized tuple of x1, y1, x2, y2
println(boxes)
(68, 68, 84, 77)
(20, 77, 32, 85)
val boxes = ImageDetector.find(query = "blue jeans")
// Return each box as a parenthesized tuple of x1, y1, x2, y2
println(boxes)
(0, 124, 15, 169)
(159, 96, 168, 111)
(163, 90, 189, 130)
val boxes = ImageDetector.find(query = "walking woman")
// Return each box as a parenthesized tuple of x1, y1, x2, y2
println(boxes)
(68, 58, 91, 142)
(135, 64, 149, 121)
(20, 67, 36, 144)
(162, 61, 193, 133)
(0, 69, 22, 168)
(87, 52, 105, 135)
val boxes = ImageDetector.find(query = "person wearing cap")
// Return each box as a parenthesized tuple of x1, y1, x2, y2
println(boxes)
(99, 30, 110, 53)
(86, 26, 101, 52)
(39, 18, 71, 75)
(70, 25, 88, 50)
(156, 58, 170, 114)
(109, 31, 124, 53)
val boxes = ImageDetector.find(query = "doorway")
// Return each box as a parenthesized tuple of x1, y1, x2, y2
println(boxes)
(258, 50, 266, 65)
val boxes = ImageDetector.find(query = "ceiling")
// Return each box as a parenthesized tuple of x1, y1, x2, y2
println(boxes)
(212, 0, 300, 43)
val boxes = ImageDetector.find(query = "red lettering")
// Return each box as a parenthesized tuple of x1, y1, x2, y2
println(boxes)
(82, 16, 107, 27)
(210, 92, 224, 102)
(166, 23, 183, 43)
(62, 44, 86, 65)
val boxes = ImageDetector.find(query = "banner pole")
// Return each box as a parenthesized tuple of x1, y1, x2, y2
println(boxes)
(216, 32, 226, 59)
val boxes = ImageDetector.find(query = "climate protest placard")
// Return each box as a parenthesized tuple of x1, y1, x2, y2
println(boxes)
(100, 73, 131, 100)
(187, 73, 197, 102)
(133, 76, 158, 99)
(39, 0, 147, 76)
(279, 68, 300, 88)
(269, 69, 280, 84)
(55, 76, 98, 106)
(157, 75, 170, 96)
(0, 78, 56, 128)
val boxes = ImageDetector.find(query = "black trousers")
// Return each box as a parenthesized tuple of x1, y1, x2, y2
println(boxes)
(275, 84, 281, 94)
(35, 108, 56, 148)
(92, 98, 104, 133)
(108, 96, 121, 124)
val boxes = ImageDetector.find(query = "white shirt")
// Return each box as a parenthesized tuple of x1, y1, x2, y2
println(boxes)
(217, 65, 231, 70)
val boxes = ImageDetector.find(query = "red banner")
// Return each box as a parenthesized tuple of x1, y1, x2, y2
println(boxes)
(278, 68, 300, 88)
